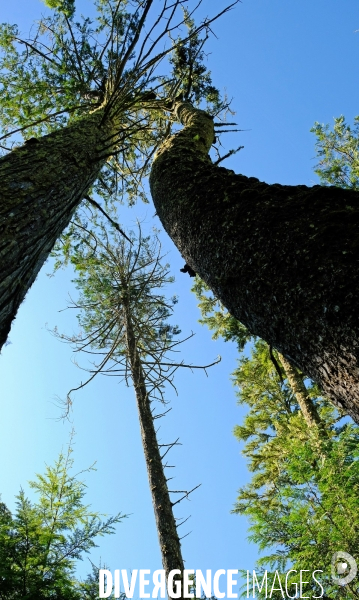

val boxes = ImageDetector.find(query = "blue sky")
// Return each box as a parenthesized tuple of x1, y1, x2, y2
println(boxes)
(0, 0, 358, 591)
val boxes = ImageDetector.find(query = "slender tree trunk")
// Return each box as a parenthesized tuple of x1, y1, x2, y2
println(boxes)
(0, 109, 114, 350)
(150, 101, 359, 423)
(124, 303, 185, 595)
(278, 353, 323, 429)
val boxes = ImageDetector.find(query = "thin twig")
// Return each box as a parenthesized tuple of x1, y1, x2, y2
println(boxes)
(84, 196, 133, 244)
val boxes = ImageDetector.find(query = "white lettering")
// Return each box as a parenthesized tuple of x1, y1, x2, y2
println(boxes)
(285, 569, 298, 599)
(183, 570, 194, 598)
(196, 569, 212, 598)
(121, 570, 138, 598)
(140, 570, 151, 598)
(253, 571, 267, 597)
(99, 570, 112, 599)
(269, 571, 284, 598)
(300, 570, 310, 598)
(312, 570, 324, 598)
(152, 570, 166, 598)
(114, 570, 120, 599)
(167, 570, 181, 599)
(227, 569, 238, 598)
(213, 570, 226, 598)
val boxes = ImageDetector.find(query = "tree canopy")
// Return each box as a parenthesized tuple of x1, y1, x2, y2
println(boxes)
(0, 0, 232, 350)
(193, 280, 359, 599)
(51, 218, 220, 588)
(312, 116, 359, 190)
(0, 437, 123, 599)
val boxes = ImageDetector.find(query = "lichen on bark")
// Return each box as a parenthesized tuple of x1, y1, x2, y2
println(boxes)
(150, 101, 359, 423)
(278, 353, 323, 430)
(0, 108, 117, 349)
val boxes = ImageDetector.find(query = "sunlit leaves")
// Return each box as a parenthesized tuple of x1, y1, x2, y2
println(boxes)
(51, 215, 187, 411)
(191, 277, 250, 350)
(0, 440, 124, 599)
(43, 0, 76, 18)
(312, 115, 359, 190)
(193, 279, 359, 599)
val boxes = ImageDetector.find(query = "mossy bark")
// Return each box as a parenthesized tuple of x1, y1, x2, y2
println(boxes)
(124, 304, 184, 596)
(278, 353, 323, 429)
(0, 109, 113, 350)
(150, 101, 359, 423)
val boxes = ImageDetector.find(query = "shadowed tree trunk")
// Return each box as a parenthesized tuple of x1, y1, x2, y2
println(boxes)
(0, 108, 116, 350)
(150, 101, 359, 423)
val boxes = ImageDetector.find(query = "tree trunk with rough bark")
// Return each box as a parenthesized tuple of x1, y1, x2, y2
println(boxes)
(150, 101, 359, 423)
(0, 108, 113, 350)
(124, 303, 184, 596)
(278, 353, 323, 430)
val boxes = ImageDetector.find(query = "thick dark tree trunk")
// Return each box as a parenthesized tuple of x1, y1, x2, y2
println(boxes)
(150, 101, 359, 423)
(124, 304, 184, 596)
(0, 109, 113, 350)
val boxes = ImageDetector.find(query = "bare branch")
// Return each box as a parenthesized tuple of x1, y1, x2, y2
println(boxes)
(213, 145, 244, 166)
(171, 484, 201, 507)
(84, 195, 133, 244)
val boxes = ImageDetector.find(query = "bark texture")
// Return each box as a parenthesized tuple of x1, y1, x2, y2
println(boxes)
(278, 353, 323, 430)
(0, 109, 113, 350)
(124, 304, 184, 595)
(150, 101, 359, 423)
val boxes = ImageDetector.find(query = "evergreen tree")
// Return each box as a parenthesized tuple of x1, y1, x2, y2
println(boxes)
(193, 281, 359, 599)
(53, 219, 218, 597)
(150, 99, 359, 422)
(0, 438, 123, 599)
(2, 1, 359, 420)
(312, 115, 359, 190)
(0, 0, 228, 350)
(233, 342, 359, 599)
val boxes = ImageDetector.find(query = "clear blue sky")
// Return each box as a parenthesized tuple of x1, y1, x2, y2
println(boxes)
(0, 0, 358, 591)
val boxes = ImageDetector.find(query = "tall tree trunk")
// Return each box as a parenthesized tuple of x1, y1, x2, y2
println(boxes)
(277, 352, 324, 430)
(0, 109, 114, 350)
(150, 101, 359, 423)
(124, 304, 185, 595)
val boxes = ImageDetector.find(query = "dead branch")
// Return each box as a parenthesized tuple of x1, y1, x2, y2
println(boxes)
(171, 484, 201, 507)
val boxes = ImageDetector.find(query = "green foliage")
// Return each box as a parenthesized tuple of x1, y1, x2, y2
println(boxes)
(193, 282, 359, 599)
(0, 0, 234, 279)
(237, 428, 359, 598)
(52, 216, 187, 412)
(0, 0, 235, 290)
(0, 9, 107, 140)
(71, 226, 179, 352)
(191, 277, 250, 351)
(0, 1, 227, 187)
(234, 344, 359, 599)
(43, 0, 76, 18)
(312, 115, 359, 189)
(0, 439, 124, 599)
(166, 9, 225, 113)
(232, 340, 331, 497)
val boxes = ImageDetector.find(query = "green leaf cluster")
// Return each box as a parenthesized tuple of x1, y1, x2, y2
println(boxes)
(52, 215, 185, 412)
(0, 440, 124, 599)
(43, 0, 76, 18)
(192, 281, 359, 599)
(191, 277, 250, 351)
(312, 115, 359, 189)
(165, 9, 226, 114)
(70, 225, 180, 354)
